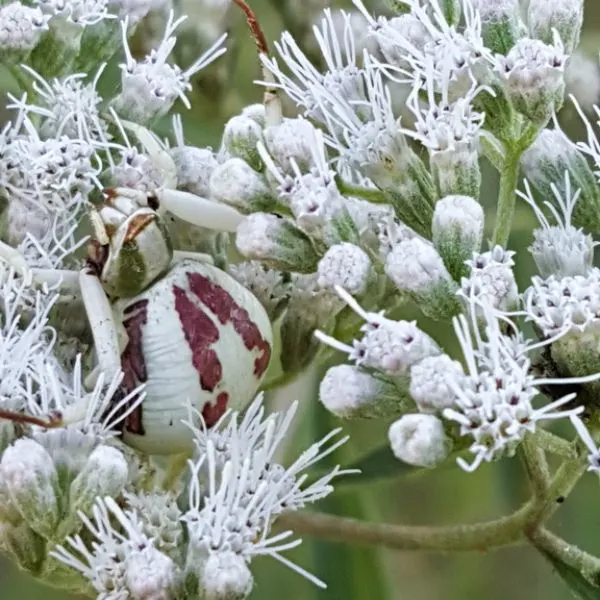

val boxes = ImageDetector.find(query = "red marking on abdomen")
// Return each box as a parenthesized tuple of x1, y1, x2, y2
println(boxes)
(173, 285, 222, 392)
(120, 299, 149, 436)
(202, 391, 229, 427)
(186, 273, 271, 377)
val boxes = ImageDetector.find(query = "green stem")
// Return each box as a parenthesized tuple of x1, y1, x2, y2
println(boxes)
(491, 147, 521, 247)
(530, 429, 577, 459)
(335, 178, 389, 204)
(521, 436, 550, 499)
(277, 505, 532, 553)
(528, 528, 600, 581)
(525, 454, 588, 531)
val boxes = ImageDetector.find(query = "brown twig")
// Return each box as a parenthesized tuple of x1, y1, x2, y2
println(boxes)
(0, 409, 63, 429)
(232, 0, 270, 56)
(232, 0, 282, 127)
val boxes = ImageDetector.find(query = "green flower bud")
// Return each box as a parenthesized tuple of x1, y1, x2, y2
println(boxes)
(1, 522, 47, 575)
(528, 0, 584, 54)
(472, 0, 522, 54)
(74, 18, 121, 72)
(1, 438, 60, 539)
(389, 414, 452, 468)
(28, 16, 85, 79)
(68, 445, 128, 517)
(236, 213, 320, 273)
(222, 115, 265, 172)
(200, 551, 253, 600)
(280, 274, 344, 374)
(521, 129, 600, 232)
(320, 365, 411, 419)
(500, 36, 566, 126)
(264, 118, 320, 175)
(385, 238, 461, 320)
(210, 159, 277, 214)
(432, 195, 484, 281)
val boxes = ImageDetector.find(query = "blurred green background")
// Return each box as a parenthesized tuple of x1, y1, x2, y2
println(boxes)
(3, 1, 600, 598)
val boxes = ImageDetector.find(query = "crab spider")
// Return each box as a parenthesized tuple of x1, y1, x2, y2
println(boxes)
(0, 193, 273, 455)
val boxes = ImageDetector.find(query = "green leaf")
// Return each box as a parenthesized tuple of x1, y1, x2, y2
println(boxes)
(538, 548, 600, 599)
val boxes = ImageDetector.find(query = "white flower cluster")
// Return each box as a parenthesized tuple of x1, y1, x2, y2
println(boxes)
(3, 0, 600, 594)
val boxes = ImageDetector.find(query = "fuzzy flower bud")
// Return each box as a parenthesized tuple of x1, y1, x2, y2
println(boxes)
(1, 522, 47, 573)
(68, 445, 129, 516)
(222, 115, 265, 171)
(281, 275, 346, 374)
(410, 354, 465, 414)
(126, 491, 183, 558)
(385, 238, 460, 320)
(228, 261, 291, 322)
(376, 14, 430, 69)
(236, 213, 320, 273)
(499, 36, 566, 125)
(432, 195, 484, 281)
(471, 0, 521, 54)
(528, 0, 583, 54)
(0, 2, 50, 59)
(461, 247, 519, 312)
(170, 146, 218, 197)
(519, 174, 594, 278)
(319, 364, 409, 419)
(210, 159, 276, 213)
(200, 551, 253, 600)
(388, 414, 452, 468)
(521, 129, 600, 232)
(264, 118, 320, 175)
(124, 544, 180, 600)
(317, 243, 374, 296)
(1, 438, 60, 538)
(241, 103, 266, 127)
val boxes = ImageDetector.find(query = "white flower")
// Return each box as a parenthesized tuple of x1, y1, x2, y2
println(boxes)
(8, 66, 110, 145)
(524, 269, 600, 337)
(353, 0, 492, 96)
(34, 0, 112, 26)
(112, 11, 227, 121)
(183, 394, 353, 589)
(442, 304, 598, 471)
(228, 261, 290, 320)
(403, 66, 486, 157)
(0, 2, 50, 51)
(518, 172, 595, 278)
(37, 355, 146, 443)
(52, 497, 180, 600)
(460, 246, 518, 311)
(315, 286, 440, 377)
(261, 8, 366, 124)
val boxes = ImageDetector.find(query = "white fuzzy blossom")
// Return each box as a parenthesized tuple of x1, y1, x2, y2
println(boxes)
(112, 12, 227, 121)
(460, 246, 518, 311)
(316, 286, 440, 377)
(0, 2, 50, 51)
(441, 304, 596, 471)
(518, 173, 594, 278)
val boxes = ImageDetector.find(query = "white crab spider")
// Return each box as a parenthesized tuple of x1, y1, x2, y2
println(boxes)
(0, 190, 273, 455)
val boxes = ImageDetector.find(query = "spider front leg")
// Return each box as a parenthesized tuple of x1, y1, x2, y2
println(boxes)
(0, 240, 80, 296)
(112, 186, 245, 233)
(79, 269, 125, 388)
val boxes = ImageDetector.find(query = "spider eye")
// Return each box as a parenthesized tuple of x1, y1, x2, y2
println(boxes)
(147, 194, 160, 211)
